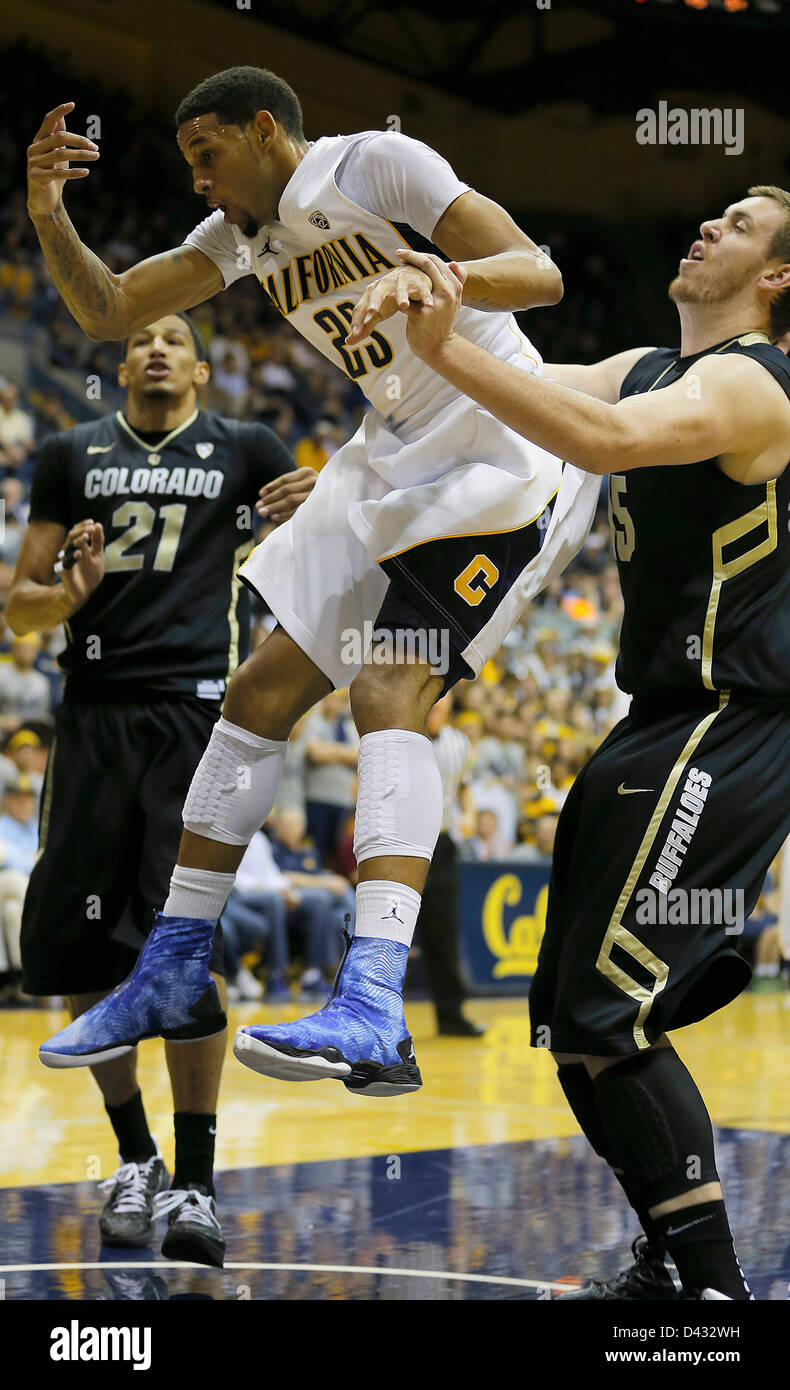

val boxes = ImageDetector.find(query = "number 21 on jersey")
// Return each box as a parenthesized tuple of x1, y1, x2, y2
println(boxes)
(104, 502, 187, 573)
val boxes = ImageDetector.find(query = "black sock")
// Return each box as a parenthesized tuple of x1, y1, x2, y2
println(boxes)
(172, 1112, 216, 1196)
(105, 1090, 157, 1163)
(556, 1062, 664, 1253)
(654, 1201, 751, 1300)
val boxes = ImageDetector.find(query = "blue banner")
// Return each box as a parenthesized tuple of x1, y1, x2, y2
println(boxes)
(458, 861, 551, 994)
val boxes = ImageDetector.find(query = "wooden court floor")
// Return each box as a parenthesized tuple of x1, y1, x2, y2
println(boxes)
(2, 993, 789, 1299)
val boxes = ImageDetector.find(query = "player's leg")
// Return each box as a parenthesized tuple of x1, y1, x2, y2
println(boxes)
(551, 1047, 680, 1300)
(159, 977, 227, 1269)
(542, 697, 790, 1299)
(31, 702, 184, 1242)
(237, 457, 593, 1091)
(66, 988, 170, 1249)
(583, 1039, 750, 1300)
(233, 653, 442, 1095)
(39, 626, 331, 1066)
(528, 739, 676, 1296)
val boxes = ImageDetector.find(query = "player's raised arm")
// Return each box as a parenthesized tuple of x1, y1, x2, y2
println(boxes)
(27, 103, 224, 340)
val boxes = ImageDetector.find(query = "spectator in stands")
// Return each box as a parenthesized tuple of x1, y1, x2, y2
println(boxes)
(470, 768, 517, 854)
(35, 393, 73, 436)
(510, 813, 559, 866)
(294, 419, 339, 473)
(470, 807, 504, 862)
(269, 806, 352, 990)
(33, 627, 65, 709)
(301, 690, 359, 865)
(740, 867, 785, 993)
(0, 476, 29, 579)
(0, 774, 37, 996)
(0, 632, 51, 722)
(212, 349, 250, 417)
(222, 828, 336, 1003)
(221, 830, 292, 1001)
(0, 382, 34, 475)
(276, 712, 307, 816)
(0, 728, 44, 810)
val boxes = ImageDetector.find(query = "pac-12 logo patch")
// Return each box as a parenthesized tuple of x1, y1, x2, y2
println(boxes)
(195, 442, 214, 459)
(308, 210, 330, 230)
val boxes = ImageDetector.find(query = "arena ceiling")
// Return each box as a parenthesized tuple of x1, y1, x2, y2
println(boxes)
(205, 0, 789, 119)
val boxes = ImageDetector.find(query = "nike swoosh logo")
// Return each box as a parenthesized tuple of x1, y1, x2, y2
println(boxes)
(666, 1214, 714, 1238)
(617, 783, 655, 795)
(208, 1126, 217, 1136)
(87, 444, 115, 454)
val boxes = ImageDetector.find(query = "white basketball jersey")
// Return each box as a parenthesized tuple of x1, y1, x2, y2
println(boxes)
(185, 132, 546, 447)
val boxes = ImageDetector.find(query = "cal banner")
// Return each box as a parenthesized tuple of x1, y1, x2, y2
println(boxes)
(458, 861, 550, 994)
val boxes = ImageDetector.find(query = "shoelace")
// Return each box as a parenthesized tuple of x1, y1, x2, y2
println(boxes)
(155, 1188, 218, 1229)
(99, 1159, 156, 1214)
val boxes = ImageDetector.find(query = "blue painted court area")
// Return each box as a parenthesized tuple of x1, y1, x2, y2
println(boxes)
(1, 1129, 788, 1300)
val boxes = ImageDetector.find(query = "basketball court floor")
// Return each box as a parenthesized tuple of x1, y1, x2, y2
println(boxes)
(2, 993, 789, 1300)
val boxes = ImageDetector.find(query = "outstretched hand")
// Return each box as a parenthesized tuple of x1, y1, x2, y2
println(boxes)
(27, 103, 100, 218)
(393, 249, 467, 360)
(345, 265, 435, 345)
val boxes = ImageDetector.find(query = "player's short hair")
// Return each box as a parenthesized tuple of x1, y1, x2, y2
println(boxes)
(175, 66, 304, 141)
(748, 184, 790, 340)
(123, 312, 205, 362)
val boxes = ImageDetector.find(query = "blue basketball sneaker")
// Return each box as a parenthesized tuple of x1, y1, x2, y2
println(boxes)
(232, 929, 421, 1096)
(39, 915, 226, 1068)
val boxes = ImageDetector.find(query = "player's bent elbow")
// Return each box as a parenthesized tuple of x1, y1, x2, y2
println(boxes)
(544, 268, 564, 305)
(5, 592, 30, 636)
(83, 311, 128, 343)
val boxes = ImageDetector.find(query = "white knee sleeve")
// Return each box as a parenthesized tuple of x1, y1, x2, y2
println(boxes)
(182, 715, 288, 846)
(353, 729, 443, 864)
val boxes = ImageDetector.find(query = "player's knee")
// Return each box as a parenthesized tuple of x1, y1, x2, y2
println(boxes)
(223, 654, 298, 740)
(350, 660, 443, 736)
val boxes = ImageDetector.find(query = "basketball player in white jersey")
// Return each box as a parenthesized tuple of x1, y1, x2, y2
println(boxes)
(29, 66, 599, 1092)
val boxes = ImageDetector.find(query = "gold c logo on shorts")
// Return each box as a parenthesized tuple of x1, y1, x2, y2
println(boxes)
(453, 554, 500, 607)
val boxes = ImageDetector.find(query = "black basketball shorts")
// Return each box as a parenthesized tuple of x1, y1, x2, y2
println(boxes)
(529, 692, 790, 1056)
(21, 694, 225, 995)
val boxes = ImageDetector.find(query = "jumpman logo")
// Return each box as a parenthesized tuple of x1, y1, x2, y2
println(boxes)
(381, 905, 404, 925)
(258, 235, 274, 256)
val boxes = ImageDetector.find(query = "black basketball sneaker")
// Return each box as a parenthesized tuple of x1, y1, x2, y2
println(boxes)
(554, 1237, 680, 1300)
(158, 1184, 226, 1268)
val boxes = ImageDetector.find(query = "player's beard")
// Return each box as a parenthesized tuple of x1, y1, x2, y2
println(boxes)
(241, 213, 259, 238)
(668, 261, 745, 308)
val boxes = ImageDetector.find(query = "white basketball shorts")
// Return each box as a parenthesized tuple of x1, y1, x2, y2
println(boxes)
(238, 395, 600, 689)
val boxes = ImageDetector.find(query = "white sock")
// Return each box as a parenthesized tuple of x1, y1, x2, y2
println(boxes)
(354, 879, 422, 948)
(163, 865, 237, 922)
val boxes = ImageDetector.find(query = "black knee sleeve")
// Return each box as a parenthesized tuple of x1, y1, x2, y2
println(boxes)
(556, 1062, 613, 1162)
(593, 1048, 719, 1209)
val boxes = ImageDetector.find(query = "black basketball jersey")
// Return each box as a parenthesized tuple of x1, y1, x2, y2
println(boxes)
(612, 334, 790, 701)
(29, 408, 294, 696)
